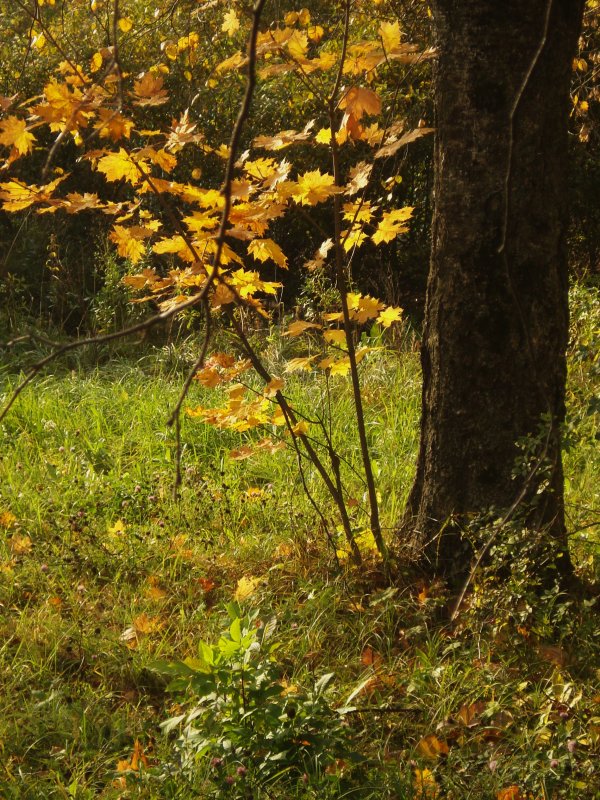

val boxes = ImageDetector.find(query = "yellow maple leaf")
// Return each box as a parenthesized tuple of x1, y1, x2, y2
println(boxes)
(255, 437, 285, 454)
(343, 201, 375, 224)
(318, 356, 351, 376)
(414, 768, 439, 799)
(374, 127, 434, 159)
(416, 734, 450, 759)
(247, 238, 289, 269)
(292, 169, 340, 206)
(345, 161, 373, 196)
(339, 86, 382, 120)
(133, 612, 164, 634)
(118, 16, 133, 32)
(263, 377, 284, 397)
(377, 306, 403, 327)
(284, 355, 318, 372)
(349, 295, 385, 323)
(323, 329, 346, 345)
(282, 320, 322, 337)
(342, 227, 367, 251)
(0, 510, 17, 528)
(97, 148, 147, 184)
(229, 445, 254, 460)
(287, 29, 309, 60)
(0, 175, 67, 212)
(379, 21, 402, 53)
(372, 207, 414, 245)
(308, 24, 324, 43)
(132, 72, 169, 106)
(290, 420, 310, 436)
(234, 575, 260, 601)
(10, 534, 32, 554)
(222, 9, 240, 36)
(109, 225, 154, 264)
(0, 116, 36, 155)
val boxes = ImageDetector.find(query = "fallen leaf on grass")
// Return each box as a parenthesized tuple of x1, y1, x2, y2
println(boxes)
(496, 787, 523, 800)
(361, 645, 382, 668)
(416, 734, 449, 759)
(0, 510, 17, 528)
(457, 700, 486, 727)
(10, 534, 32, 554)
(413, 768, 439, 798)
(234, 575, 261, 601)
(113, 739, 150, 787)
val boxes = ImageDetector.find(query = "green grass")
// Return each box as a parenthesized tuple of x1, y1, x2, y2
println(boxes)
(0, 294, 598, 799)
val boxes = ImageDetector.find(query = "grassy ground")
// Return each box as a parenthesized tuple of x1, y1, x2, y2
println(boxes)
(0, 290, 598, 799)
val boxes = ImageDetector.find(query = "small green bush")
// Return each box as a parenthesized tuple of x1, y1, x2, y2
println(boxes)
(152, 604, 362, 797)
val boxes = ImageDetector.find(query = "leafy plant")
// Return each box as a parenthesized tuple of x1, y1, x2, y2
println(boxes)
(152, 604, 361, 795)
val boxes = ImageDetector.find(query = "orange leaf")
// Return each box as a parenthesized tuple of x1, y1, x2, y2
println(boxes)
(416, 734, 449, 759)
(360, 646, 382, 668)
(497, 787, 523, 800)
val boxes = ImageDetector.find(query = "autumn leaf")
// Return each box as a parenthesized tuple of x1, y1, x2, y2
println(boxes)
(109, 225, 155, 264)
(416, 734, 450, 759)
(264, 377, 284, 397)
(379, 21, 402, 53)
(377, 306, 403, 327)
(323, 329, 346, 345)
(131, 72, 169, 106)
(255, 437, 285, 454)
(414, 768, 439, 799)
(0, 510, 17, 528)
(222, 9, 240, 36)
(375, 127, 434, 159)
(108, 519, 126, 534)
(457, 700, 486, 727)
(342, 227, 367, 251)
(234, 575, 260, 601)
(496, 787, 523, 800)
(339, 86, 382, 120)
(10, 534, 32, 554)
(0, 175, 68, 212)
(292, 169, 341, 205)
(118, 16, 133, 33)
(372, 207, 414, 245)
(229, 445, 254, 460)
(0, 116, 36, 155)
(361, 645, 382, 668)
(348, 294, 385, 323)
(345, 161, 373, 196)
(284, 355, 318, 372)
(247, 238, 289, 269)
(283, 320, 322, 337)
(97, 149, 147, 184)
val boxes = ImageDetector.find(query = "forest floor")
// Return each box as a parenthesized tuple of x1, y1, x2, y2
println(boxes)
(0, 285, 598, 799)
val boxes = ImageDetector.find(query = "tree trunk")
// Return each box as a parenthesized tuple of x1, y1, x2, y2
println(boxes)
(401, 0, 585, 585)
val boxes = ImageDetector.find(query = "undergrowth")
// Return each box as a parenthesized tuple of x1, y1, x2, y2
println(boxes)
(0, 287, 598, 799)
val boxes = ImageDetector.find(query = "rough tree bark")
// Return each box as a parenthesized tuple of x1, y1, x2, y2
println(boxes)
(401, 0, 585, 584)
